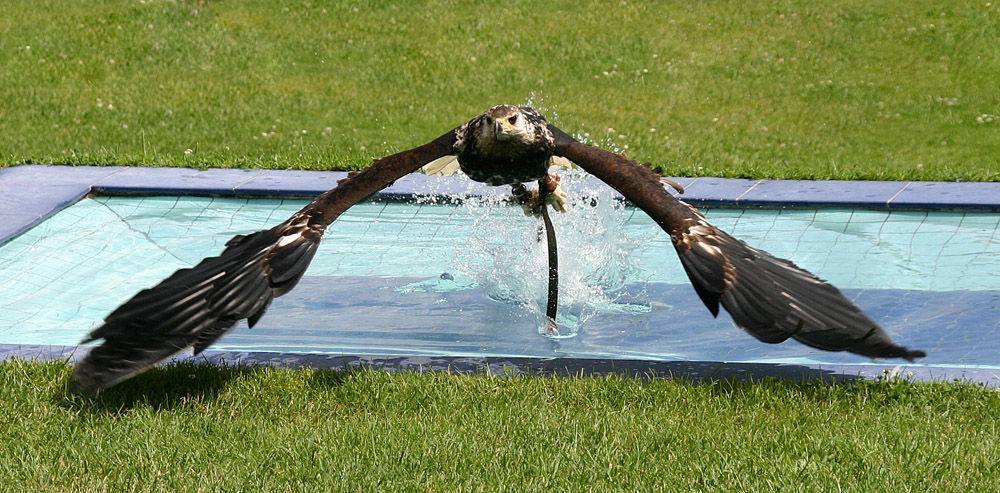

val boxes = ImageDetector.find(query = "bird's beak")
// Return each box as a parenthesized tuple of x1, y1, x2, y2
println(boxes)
(495, 119, 514, 138)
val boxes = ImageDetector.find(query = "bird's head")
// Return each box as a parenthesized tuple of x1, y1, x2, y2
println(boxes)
(480, 104, 533, 143)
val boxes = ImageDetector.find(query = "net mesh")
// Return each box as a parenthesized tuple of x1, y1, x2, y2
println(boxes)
(1, 186, 998, 366)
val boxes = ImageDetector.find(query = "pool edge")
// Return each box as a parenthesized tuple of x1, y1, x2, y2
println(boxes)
(3, 165, 999, 388)
(3, 343, 998, 388)
(3, 164, 1000, 246)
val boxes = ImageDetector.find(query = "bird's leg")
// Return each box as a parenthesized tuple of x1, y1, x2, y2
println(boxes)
(510, 173, 568, 216)
(510, 182, 533, 213)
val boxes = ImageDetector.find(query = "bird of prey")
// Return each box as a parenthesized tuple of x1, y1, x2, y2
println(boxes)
(71, 105, 926, 393)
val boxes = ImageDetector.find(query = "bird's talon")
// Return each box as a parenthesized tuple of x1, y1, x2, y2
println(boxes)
(539, 174, 568, 214)
(514, 183, 568, 216)
(519, 193, 541, 216)
(547, 184, 568, 213)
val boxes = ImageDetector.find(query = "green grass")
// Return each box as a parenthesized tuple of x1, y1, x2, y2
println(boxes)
(3, 2, 999, 488)
(2, 359, 998, 490)
(1, 0, 998, 180)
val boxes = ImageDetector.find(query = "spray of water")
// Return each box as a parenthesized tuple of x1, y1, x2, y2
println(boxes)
(404, 169, 652, 338)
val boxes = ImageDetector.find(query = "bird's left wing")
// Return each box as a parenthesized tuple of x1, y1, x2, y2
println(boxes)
(548, 124, 925, 361)
(71, 130, 458, 393)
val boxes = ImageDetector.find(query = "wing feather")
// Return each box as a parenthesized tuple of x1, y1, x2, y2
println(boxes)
(548, 123, 925, 361)
(72, 130, 459, 393)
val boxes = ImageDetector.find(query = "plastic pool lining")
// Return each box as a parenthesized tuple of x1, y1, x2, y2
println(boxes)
(2, 164, 999, 387)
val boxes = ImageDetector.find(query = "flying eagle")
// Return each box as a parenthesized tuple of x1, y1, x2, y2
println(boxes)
(71, 105, 926, 393)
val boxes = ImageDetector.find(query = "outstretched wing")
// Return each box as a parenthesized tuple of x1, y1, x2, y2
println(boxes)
(548, 124, 925, 361)
(72, 130, 459, 393)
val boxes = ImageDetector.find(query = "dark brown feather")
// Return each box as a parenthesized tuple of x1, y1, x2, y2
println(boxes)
(72, 107, 926, 394)
(71, 130, 458, 393)
(547, 123, 925, 362)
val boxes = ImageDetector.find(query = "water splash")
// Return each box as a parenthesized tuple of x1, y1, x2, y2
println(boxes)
(403, 170, 654, 338)
(523, 92, 558, 124)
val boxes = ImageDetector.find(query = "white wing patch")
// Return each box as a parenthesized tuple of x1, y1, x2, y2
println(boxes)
(673, 202, 737, 291)
(674, 205, 718, 250)
(274, 214, 312, 249)
(694, 240, 723, 258)
(423, 155, 462, 176)
(276, 232, 303, 248)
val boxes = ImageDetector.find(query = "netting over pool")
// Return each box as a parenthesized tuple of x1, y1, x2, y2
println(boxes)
(1, 188, 998, 367)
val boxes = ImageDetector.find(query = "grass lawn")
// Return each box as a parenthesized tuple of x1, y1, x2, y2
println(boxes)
(2, 359, 999, 490)
(3, 0, 999, 489)
(1, 0, 997, 180)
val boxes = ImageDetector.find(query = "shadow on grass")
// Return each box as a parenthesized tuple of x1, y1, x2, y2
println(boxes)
(55, 360, 356, 415)
(51, 355, 965, 416)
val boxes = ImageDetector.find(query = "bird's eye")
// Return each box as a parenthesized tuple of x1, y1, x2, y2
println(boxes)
(485, 117, 493, 125)
(508, 115, 518, 125)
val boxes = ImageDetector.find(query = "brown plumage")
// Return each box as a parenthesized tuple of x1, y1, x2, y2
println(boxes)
(71, 105, 925, 393)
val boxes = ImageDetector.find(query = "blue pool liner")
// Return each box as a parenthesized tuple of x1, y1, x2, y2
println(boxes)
(2, 164, 999, 387)
(4, 164, 1000, 245)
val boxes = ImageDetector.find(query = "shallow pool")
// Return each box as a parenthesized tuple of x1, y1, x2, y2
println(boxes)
(1, 190, 998, 367)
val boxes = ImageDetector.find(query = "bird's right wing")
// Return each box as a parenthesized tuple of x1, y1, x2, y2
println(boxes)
(71, 130, 459, 393)
(548, 123, 925, 361)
